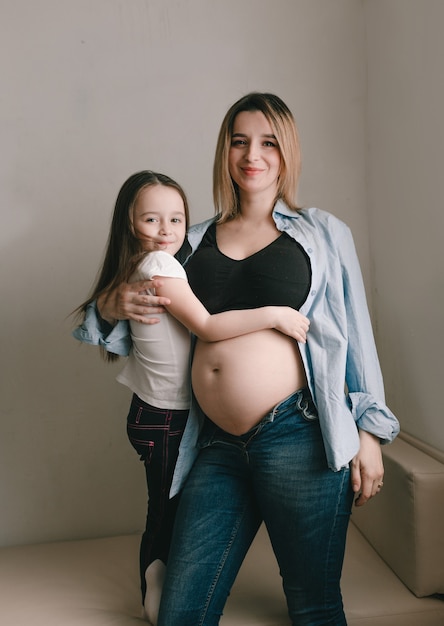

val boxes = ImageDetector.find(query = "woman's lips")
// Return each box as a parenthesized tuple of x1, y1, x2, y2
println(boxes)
(242, 167, 263, 175)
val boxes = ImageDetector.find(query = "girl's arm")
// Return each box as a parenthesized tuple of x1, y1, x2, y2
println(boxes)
(155, 276, 310, 343)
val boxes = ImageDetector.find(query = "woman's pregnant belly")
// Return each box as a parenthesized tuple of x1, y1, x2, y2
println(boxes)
(191, 329, 307, 435)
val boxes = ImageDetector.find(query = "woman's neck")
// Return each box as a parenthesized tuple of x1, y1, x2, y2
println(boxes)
(236, 190, 277, 224)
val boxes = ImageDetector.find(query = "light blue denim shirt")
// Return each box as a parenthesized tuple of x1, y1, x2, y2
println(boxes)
(73, 202, 400, 497)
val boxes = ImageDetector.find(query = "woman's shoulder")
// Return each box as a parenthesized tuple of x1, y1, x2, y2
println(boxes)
(274, 201, 348, 231)
(275, 204, 355, 256)
(298, 207, 349, 231)
(294, 207, 353, 246)
(187, 216, 217, 249)
(188, 216, 216, 235)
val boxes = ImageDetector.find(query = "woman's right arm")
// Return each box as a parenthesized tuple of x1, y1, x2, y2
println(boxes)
(72, 279, 169, 356)
(97, 279, 171, 325)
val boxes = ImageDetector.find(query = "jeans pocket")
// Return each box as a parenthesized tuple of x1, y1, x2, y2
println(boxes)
(127, 422, 155, 463)
(142, 441, 155, 465)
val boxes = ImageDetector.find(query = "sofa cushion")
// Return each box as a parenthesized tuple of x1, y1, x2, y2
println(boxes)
(0, 534, 142, 625)
(352, 435, 444, 597)
(342, 523, 444, 626)
(0, 524, 443, 626)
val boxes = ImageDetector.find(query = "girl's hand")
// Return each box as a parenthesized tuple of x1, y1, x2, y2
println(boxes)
(273, 307, 310, 343)
(97, 279, 171, 325)
(351, 430, 384, 507)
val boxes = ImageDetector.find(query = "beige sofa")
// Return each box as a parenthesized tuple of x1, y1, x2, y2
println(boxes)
(1, 433, 443, 625)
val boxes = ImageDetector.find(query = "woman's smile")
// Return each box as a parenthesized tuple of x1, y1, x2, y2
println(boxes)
(228, 110, 281, 200)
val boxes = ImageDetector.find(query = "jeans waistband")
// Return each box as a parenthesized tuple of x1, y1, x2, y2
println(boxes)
(265, 386, 313, 423)
(199, 387, 317, 450)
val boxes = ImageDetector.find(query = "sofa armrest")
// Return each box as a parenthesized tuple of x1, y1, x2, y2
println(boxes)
(352, 435, 444, 597)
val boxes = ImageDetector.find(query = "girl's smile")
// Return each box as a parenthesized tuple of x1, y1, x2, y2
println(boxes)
(132, 185, 187, 256)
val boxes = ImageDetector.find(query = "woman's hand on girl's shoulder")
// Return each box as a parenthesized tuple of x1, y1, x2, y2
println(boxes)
(98, 279, 170, 325)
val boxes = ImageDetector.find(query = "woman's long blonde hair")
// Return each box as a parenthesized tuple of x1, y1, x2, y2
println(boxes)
(213, 92, 301, 223)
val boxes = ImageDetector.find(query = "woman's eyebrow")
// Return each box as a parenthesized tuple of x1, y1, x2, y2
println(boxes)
(231, 132, 277, 139)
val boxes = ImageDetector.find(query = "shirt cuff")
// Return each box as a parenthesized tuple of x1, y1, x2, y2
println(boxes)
(348, 391, 400, 444)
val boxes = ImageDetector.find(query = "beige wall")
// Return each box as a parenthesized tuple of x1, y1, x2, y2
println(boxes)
(364, 0, 444, 451)
(0, 0, 439, 547)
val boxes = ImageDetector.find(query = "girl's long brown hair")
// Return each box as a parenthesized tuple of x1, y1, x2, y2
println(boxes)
(74, 170, 190, 361)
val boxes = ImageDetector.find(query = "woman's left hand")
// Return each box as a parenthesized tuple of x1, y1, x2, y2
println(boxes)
(351, 430, 384, 507)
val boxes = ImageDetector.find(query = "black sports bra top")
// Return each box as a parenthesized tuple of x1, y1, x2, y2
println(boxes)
(185, 222, 312, 314)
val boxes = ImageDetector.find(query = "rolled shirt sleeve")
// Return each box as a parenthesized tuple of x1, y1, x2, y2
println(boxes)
(72, 301, 131, 356)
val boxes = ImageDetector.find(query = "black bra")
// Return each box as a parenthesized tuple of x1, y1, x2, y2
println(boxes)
(185, 222, 311, 314)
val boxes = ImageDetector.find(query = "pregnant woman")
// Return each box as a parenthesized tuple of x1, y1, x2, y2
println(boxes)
(95, 92, 399, 626)
(155, 92, 399, 625)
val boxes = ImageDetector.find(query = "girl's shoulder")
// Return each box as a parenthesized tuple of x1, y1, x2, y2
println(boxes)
(136, 251, 187, 280)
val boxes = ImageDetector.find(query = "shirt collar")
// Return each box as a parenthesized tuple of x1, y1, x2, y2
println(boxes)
(272, 199, 301, 219)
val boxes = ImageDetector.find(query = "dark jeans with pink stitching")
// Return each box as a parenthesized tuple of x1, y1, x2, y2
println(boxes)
(126, 393, 188, 602)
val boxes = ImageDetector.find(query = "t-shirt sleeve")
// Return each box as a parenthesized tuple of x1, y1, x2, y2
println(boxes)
(136, 251, 188, 281)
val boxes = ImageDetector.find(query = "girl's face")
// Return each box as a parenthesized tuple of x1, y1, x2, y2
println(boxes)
(228, 110, 281, 202)
(132, 185, 187, 255)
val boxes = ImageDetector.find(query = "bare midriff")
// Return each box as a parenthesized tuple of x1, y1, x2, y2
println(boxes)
(191, 329, 307, 435)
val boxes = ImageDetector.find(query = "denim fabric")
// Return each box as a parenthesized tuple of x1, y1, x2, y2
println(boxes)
(126, 394, 188, 600)
(157, 389, 354, 626)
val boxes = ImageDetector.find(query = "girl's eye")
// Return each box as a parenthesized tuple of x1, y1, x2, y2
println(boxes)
(171, 218, 182, 223)
(146, 217, 157, 223)
(263, 140, 277, 148)
(231, 139, 247, 146)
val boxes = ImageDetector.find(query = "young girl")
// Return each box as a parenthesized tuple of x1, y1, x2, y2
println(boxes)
(73, 170, 309, 625)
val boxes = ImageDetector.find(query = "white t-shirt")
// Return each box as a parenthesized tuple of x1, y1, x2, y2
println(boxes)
(116, 251, 191, 409)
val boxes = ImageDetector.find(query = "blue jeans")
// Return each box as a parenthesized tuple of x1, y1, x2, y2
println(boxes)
(157, 388, 353, 626)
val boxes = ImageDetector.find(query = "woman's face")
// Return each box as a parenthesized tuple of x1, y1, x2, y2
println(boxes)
(228, 110, 281, 201)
